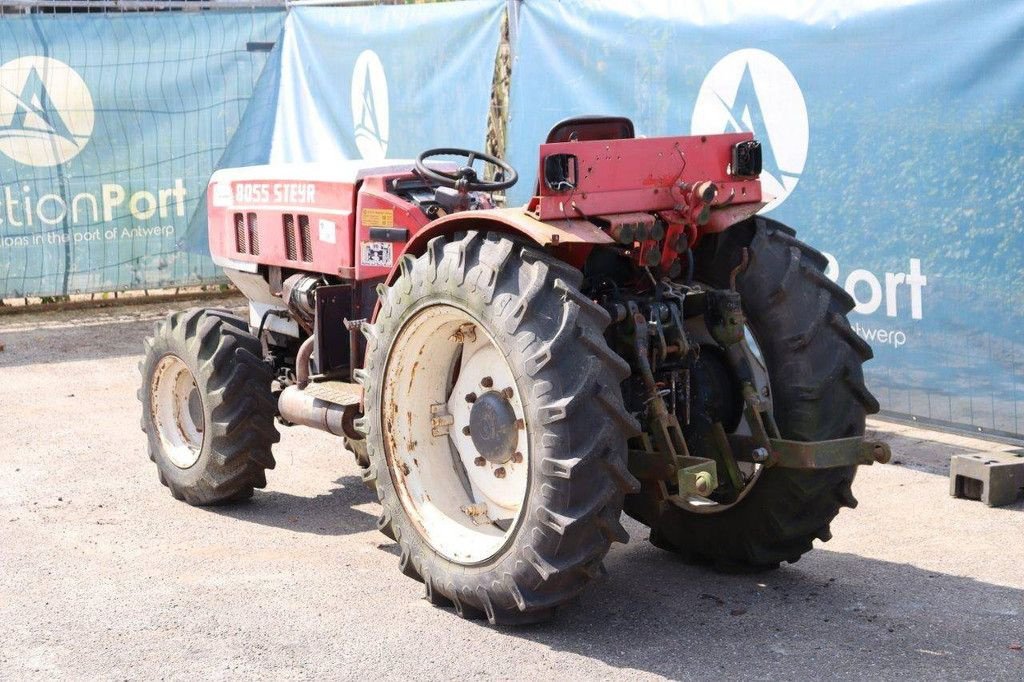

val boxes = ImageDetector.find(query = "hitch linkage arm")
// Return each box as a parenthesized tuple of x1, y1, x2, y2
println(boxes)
(728, 434, 892, 469)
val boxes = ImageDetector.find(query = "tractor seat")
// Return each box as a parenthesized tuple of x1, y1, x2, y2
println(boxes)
(544, 115, 635, 144)
(535, 116, 635, 196)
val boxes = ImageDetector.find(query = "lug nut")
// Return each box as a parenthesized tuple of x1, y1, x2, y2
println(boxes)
(493, 467, 506, 479)
(511, 451, 523, 464)
(474, 456, 486, 467)
(502, 387, 514, 399)
(462, 426, 471, 436)
(481, 376, 493, 388)
(465, 392, 477, 403)
(752, 447, 770, 463)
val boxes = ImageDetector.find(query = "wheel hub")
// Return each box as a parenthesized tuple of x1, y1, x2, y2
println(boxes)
(150, 354, 205, 469)
(187, 388, 204, 429)
(380, 304, 530, 565)
(469, 390, 517, 464)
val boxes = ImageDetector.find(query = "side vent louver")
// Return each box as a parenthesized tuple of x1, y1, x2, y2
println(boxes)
(298, 215, 312, 262)
(246, 212, 259, 255)
(283, 214, 297, 260)
(233, 213, 245, 253)
(233, 212, 259, 255)
(282, 214, 313, 262)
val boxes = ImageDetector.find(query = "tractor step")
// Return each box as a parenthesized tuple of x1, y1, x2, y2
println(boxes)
(950, 452, 1024, 507)
(301, 380, 363, 407)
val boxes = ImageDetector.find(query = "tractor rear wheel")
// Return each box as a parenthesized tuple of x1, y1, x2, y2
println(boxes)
(139, 308, 278, 505)
(625, 217, 880, 570)
(345, 437, 370, 470)
(358, 232, 639, 624)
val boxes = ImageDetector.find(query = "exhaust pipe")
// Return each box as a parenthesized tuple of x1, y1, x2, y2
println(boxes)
(278, 385, 349, 437)
(283, 331, 363, 439)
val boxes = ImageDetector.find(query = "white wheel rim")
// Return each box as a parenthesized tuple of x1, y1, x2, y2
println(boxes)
(381, 304, 529, 565)
(151, 354, 205, 469)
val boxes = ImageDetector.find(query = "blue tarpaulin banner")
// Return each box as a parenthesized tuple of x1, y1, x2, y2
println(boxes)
(1, 0, 504, 299)
(3, 0, 1020, 438)
(267, 0, 504, 164)
(183, 0, 505, 254)
(0, 11, 284, 298)
(507, 0, 1024, 436)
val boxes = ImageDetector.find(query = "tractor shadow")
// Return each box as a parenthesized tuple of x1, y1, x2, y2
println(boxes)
(500, 531, 1024, 679)
(209, 475, 378, 537)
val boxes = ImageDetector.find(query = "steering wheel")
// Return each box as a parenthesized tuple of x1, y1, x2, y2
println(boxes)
(415, 147, 518, 193)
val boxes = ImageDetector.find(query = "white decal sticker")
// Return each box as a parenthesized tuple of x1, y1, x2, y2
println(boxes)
(361, 240, 393, 268)
(211, 182, 233, 208)
(318, 218, 336, 244)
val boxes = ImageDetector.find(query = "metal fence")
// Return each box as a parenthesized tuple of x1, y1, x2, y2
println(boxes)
(1, 0, 1020, 441)
(0, 1, 286, 13)
(0, 0, 508, 303)
(0, 1, 286, 300)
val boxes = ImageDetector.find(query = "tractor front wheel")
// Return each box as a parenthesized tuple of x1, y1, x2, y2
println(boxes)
(358, 232, 639, 624)
(139, 308, 278, 505)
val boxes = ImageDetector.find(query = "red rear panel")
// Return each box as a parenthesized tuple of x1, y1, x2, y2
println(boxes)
(531, 133, 761, 221)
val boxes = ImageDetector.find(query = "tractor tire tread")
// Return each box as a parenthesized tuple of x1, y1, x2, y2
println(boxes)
(359, 232, 632, 624)
(139, 308, 278, 506)
(625, 217, 878, 570)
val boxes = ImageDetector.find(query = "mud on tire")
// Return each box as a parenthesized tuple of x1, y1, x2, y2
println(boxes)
(139, 308, 279, 505)
(357, 232, 641, 624)
(625, 217, 880, 570)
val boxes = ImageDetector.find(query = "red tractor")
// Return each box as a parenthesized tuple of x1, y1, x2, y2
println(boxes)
(140, 116, 888, 624)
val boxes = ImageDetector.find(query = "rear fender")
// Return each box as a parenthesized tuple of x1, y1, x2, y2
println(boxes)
(388, 207, 613, 285)
(704, 202, 768, 236)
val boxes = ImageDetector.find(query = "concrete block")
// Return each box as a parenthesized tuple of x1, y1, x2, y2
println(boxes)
(950, 452, 1024, 507)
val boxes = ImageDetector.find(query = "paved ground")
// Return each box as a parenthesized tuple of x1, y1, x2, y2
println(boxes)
(1, 297, 1022, 681)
